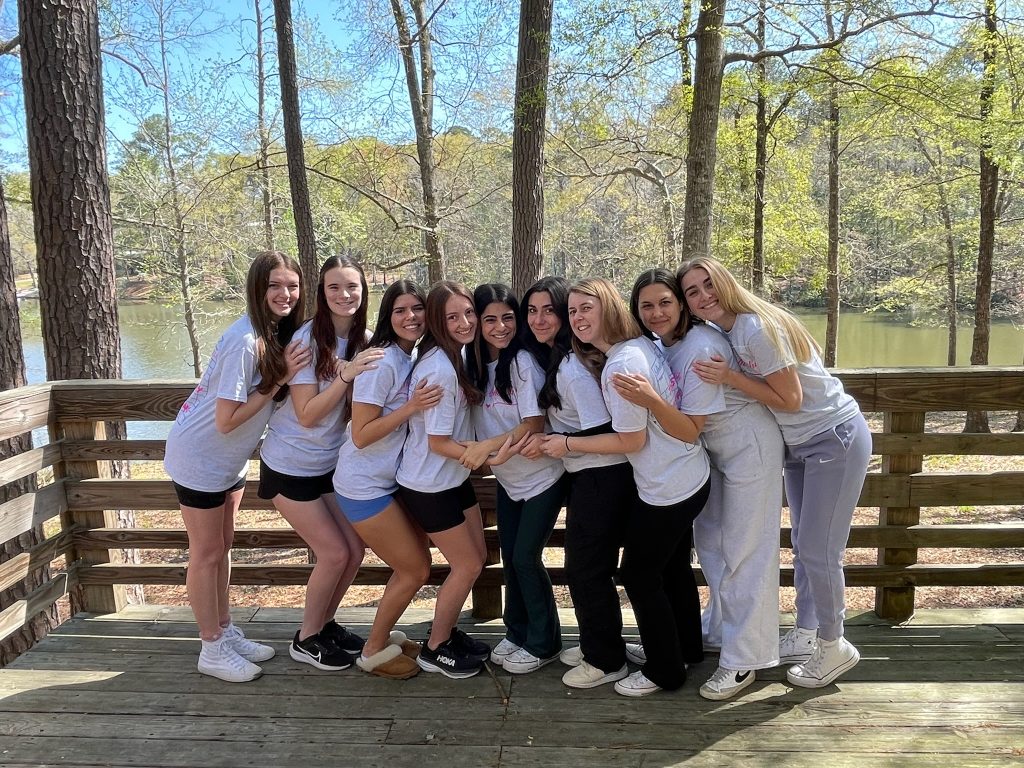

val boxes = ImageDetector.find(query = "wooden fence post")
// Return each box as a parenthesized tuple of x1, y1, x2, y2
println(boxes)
(874, 410, 924, 621)
(470, 477, 502, 619)
(52, 419, 130, 614)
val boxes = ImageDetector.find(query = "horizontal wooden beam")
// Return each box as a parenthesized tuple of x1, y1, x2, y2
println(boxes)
(836, 367, 1024, 411)
(49, 380, 194, 422)
(0, 384, 52, 443)
(73, 523, 1024, 552)
(73, 561, 1024, 589)
(0, 570, 75, 645)
(0, 526, 79, 594)
(0, 443, 62, 487)
(872, 432, 1024, 456)
(0, 482, 67, 546)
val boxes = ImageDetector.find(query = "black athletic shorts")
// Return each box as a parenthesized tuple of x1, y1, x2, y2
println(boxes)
(172, 476, 246, 510)
(257, 461, 334, 502)
(398, 478, 477, 533)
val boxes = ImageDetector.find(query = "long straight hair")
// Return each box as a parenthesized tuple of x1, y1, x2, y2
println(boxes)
(521, 276, 572, 410)
(367, 279, 427, 349)
(630, 268, 690, 343)
(415, 280, 483, 406)
(311, 253, 369, 381)
(677, 255, 818, 362)
(569, 277, 642, 381)
(246, 250, 304, 395)
(469, 283, 522, 405)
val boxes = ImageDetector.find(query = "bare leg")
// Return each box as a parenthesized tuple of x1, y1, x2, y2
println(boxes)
(319, 493, 366, 628)
(353, 501, 432, 656)
(274, 495, 353, 640)
(425, 510, 485, 649)
(182, 502, 232, 641)
(217, 487, 243, 628)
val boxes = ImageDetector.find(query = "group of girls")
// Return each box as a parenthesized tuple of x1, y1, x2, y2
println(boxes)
(164, 249, 870, 700)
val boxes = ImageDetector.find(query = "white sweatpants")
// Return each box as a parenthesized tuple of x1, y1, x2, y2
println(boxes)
(695, 402, 785, 670)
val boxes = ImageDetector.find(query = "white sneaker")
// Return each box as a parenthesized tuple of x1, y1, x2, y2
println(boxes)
(625, 642, 646, 665)
(490, 638, 521, 665)
(699, 666, 755, 700)
(198, 636, 262, 683)
(787, 637, 860, 688)
(559, 644, 583, 667)
(613, 670, 661, 697)
(779, 627, 817, 663)
(562, 661, 628, 689)
(502, 648, 560, 675)
(222, 623, 276, 663)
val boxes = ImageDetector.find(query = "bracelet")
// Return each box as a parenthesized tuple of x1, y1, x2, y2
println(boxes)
(564, 435, 570, 452)
(340, 373, 353, 384)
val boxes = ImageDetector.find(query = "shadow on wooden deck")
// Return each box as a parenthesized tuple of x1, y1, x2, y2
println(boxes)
(1, 607, 1022, 767)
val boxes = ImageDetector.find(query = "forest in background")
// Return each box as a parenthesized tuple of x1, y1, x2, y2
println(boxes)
(2, 0, 1023, 327)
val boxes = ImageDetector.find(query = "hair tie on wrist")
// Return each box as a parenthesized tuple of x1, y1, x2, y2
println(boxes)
(341, 373, 353, 384)
(565, 435, 570, 452)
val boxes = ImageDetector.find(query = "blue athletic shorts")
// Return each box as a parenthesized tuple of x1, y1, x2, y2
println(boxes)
(336, 492, 394, 523)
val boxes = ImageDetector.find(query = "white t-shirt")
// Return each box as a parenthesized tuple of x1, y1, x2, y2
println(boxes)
(164, 316, 272, 492)
(259, 322, 352, 477)
(602, 337, 710, 506)
(658, 324, 752, 432)
(727, 313, 861, 446)
(473, 350, 564, 501)
(334, 343, 415, 500)
(547, 352, 628, 474)
(396, 347, 474, 493)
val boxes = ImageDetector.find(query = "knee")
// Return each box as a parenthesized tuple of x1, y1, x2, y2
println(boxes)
(510, 547, 543, 576)
(399, 557, 432, 588)
(188, 539, 228, 569)
(450, 554, 484, 582)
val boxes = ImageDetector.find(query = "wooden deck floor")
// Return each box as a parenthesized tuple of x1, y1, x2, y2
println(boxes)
(0, 606, 1022, 767)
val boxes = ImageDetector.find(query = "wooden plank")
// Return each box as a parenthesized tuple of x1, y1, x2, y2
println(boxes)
(872, 431, 1024, 456)
(835, 367, 1024, 412)
(0, 384, 52, 443)
(0, 572, 74, 644)
(0, 737, 501, 768)
(909, 472, 1024, 506)
(0, 443, 62, 486)
(49, 379, 195, 422)
(0, 482, 67, 545)
(0, 525, 78, 594)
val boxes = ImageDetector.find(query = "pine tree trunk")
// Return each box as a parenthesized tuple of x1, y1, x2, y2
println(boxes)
(681, 0, 727, 258)
(274, 0, 319, 309)
(751, 0, 767, 295)
(0, 180, 57, 666)
(19, 0, 141, 611)
(824, 79, 840, 367)
(511, 0, 554, 297)
(256, 0, 275, 252)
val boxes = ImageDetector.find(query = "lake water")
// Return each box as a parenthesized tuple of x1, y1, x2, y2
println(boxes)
(14, 298, 1023, 440)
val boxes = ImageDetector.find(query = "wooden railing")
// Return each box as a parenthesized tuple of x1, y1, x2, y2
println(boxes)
(2, 369, 1024, 647)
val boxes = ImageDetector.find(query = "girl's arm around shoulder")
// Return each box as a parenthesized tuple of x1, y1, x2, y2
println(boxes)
(214, 339, 310, 433)
(694, 360, 802, 413)
(351, 378, 443, 449)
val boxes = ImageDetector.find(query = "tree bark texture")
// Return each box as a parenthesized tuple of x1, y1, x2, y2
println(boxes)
(824, 79, 840, 367)
(391, 0, 446, 284)
(19, 0, 140, 612)
(255, 0, 275, 252)
(677, 0, 693, 86)
(273, 0, 318, 310)
(681, 0, 726, 258)
(751, 0, 767, 295)
(511, 0, 554, 298)
(966, 0, 998, 433)
(0, 180, 56, 666)
(19, 0, 122, 384)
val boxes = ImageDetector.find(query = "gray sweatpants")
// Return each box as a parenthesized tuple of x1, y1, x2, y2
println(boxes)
(785, 413, 872, 642)
(695, 401, 785, 670)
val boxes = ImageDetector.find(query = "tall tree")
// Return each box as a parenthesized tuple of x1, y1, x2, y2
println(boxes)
(0, 177, 57, 664)
(273, 0, 318, 310)
(390, 0, 446, 283)
(255, 0, 275, 251)
(965, 0, 999, 433)
(511, 0, 554, 297)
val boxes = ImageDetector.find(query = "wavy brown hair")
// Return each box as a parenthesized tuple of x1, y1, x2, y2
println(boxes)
(311, 253, 369, 382)
(246, 251, 304, 395)
(415, 280, 483, 406)
(630, 268, 690, 343)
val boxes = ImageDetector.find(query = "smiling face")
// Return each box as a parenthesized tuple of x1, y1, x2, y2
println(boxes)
(681, 266, 735, 330)
(391, 292, 426, 350)
(526, 291, 561, 346)
(265, 267, 301, 318)
(480, 301, 516, 357)
(568, 291, 605, 349)
(637, 283, 682, 342)
(444, 293, 477, 346)
(323, 266, 363, 321)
